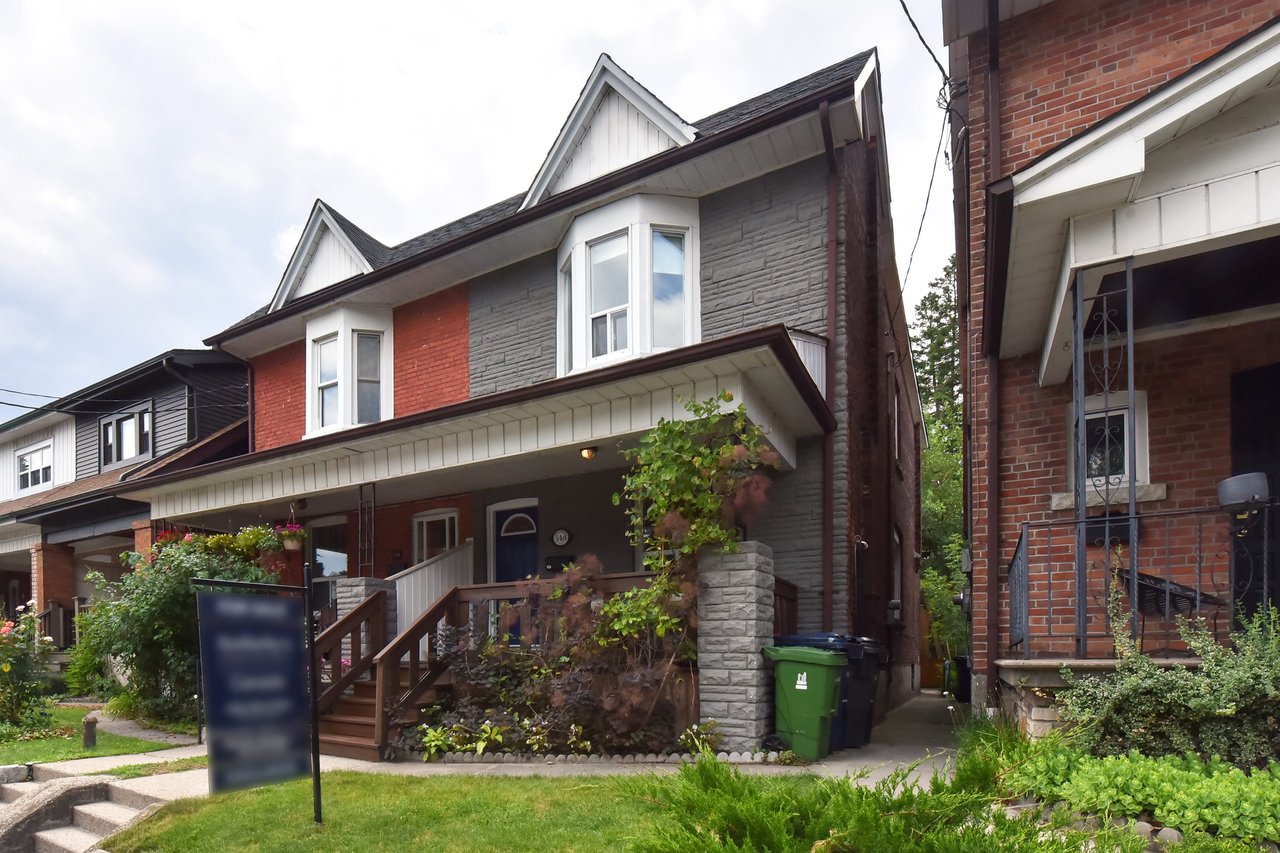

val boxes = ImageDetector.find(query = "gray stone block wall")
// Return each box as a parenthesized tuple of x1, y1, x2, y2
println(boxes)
(469, 251, 558, 397)
(332, 577, 396, 660)
(697, 542, 775, 753)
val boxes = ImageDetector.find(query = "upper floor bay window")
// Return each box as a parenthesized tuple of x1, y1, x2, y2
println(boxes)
(558, 195, 699, 375)
(305, 306, 394, 436)
(16, 442, 52, 492)
(101, 407, 153, 469)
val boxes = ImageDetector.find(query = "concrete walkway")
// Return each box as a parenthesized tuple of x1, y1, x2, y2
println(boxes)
(26, 692, 957, 803)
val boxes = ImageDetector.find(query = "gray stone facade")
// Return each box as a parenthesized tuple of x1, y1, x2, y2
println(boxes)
(697, 542, 775, 752)
(332, 577, 397, 659)
(468, 251, 558, 397)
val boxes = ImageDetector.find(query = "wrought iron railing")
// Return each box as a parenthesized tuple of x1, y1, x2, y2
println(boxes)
(1005, 504, 1267, 659)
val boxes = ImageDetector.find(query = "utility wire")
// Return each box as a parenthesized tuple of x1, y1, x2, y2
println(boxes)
(0, 399, 249, 417)
(897, 0, 949, 85)
(0, 381, 249, 406)
(903, 111, 949, 290)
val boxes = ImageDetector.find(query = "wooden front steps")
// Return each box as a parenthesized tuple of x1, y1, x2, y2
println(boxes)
(316, 665, 448, 762)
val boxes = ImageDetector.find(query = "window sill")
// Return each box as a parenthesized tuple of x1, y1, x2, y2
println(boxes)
(1050, 483, 1167, 511)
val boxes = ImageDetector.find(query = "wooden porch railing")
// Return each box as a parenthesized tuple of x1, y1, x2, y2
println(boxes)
(38, 600, 74, 649)
(313, 589, 386, 713)
(773, 578, 798, 637)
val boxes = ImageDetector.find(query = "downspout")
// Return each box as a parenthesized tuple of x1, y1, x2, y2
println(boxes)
(819, 100, 838, 632)
(983, 0, 1003, 700)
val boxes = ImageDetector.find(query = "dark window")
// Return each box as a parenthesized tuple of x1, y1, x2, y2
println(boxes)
(1085, 413, 1126, 480)
(101, 408, 153, 468)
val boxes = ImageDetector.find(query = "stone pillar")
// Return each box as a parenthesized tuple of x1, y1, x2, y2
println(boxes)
(31, 543, 75, 611)
(332, 577, 397, 659)
(697, 542, 775, 753)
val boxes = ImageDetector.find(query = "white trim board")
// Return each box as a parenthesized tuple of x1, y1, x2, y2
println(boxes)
(270, 201, 375, 311)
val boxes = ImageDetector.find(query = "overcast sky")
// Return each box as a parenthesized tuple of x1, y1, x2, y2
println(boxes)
(0, 0, 953, 422)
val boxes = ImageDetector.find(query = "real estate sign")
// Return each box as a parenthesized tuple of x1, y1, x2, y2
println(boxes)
(196, 590, 311, 793)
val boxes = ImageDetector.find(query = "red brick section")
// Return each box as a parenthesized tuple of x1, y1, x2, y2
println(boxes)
(958, 2, 1277, 696)
(32, 543, 75, 611)
(393, 285, 470, 417)
(251, 341, 306, 451)
(131, 519, 153, 556)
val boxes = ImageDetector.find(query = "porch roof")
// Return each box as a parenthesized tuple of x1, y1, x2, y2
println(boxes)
(987, 20, 1280, 381)
(118, 325, 831, 525)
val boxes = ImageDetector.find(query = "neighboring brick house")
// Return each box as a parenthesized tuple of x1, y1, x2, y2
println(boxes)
(0, 350, 248, 642)
(122, 52, 923, 755)
(944, 0, 1280, 723)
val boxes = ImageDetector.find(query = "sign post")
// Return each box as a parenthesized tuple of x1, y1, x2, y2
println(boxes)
(193, 568, 322, 823)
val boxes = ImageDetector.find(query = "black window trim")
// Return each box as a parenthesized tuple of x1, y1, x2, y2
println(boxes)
(99, 401, 155, 472)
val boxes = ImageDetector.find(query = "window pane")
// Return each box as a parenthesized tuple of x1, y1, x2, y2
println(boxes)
(357, 380, 380, 424)
(1085, 414, 1125, 479)
(317, 337, 337, 384)
(17, 455, 29, 476)
(652, 231, 685, 349)
(562, 265, 573, 365)
(320, 384, 340, 427)
(356, 333, 380, 381)
(119, 415, 138, 460)
(102, 424, 115, 465)
(612, 308, 628, 351)
(139, 411, 152, 454)
(590, 235, 628, 313)
(591, 315, 608, 358)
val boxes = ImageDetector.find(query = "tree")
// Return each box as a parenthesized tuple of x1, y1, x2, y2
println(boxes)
(911, 258, 967, 656)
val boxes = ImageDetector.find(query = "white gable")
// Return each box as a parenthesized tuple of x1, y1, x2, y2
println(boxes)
(544, 87, 681, 197)
(521, 55, 696, 211)
(293, 224, 367, 299)
(270, 202, 374, 311)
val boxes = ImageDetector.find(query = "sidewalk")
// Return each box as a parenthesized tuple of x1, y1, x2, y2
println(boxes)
(30, 692, 958, 802)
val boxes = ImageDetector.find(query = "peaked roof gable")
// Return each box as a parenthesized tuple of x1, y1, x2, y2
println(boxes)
(521, 54, 696, 210)
(270, 201, 384, 311)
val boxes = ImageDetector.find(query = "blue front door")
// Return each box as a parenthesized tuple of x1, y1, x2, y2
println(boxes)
(493, 506, 539, 583)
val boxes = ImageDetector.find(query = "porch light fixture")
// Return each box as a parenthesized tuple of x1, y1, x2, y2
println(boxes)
(580, 446, 598, 460)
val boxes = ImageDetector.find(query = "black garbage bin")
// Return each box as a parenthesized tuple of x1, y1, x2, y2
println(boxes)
(773, 633, 855, 751)
(952, 655, 972, 704)
(845, 637, 886, 748)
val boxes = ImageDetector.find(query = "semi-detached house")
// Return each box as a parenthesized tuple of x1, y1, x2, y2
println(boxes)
(121, 51, 923, 758)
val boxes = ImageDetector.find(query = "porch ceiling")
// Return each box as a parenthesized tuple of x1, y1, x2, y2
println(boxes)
(119, 329, 829, 525)
(995, 23, 1280, 377)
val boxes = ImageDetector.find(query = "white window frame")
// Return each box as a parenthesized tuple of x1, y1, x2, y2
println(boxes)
(1067, 391, 1151, 490)
(411, 509, 459, 565)
(305, 305, 394, 437)
(15, 440, 53, 494)
(556, 194, 700, 376)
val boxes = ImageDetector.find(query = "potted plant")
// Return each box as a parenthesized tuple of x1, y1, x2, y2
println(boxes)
(276, 523, 307, 551)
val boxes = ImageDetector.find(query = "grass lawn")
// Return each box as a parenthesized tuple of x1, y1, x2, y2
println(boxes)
(92, 755, 209, 780)
(0, 707, 174, 765)
(109, 771, 658, 853)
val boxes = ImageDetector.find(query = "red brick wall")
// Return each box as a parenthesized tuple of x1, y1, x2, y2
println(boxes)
(992, 0, 1276, 173)
(393, 286, 470, 417)
(32, 543, 75, 610)
(316, 495, 473, 579)
(956, 1, 1277, 697)
(251, 341, 306, 451)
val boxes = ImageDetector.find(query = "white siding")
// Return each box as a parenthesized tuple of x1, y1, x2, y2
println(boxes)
(546, 88, 678, 196)
(294, 225, 366, 299)
(0, 416, 75, 502)
(389, 540, 474, 654)
(144, 369, 809, 520)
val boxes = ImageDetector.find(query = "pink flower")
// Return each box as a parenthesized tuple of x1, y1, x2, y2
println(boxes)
(184, 533, 194, 542)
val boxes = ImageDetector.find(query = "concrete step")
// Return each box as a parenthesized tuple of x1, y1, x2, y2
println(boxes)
(318, 733, 381, 762)
(108, 783, 165, 811)
(73, 799, 139, 837)
(33, 825, 100, 853)
(1, 780, 42, 803)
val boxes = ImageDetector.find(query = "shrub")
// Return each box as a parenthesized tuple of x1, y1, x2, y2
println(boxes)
(75, 530, 279, 721)
(1057, 605, 1280, 767)
(0, 605, 53, 728)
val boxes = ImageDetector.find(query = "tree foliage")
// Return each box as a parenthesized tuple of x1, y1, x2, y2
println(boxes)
(911, 258, 968, 655)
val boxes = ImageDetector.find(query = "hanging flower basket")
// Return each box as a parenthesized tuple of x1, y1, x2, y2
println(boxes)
(276, 523, 307, 551)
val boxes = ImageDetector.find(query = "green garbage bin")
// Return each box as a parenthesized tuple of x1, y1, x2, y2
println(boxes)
(762, 645, 844, 761)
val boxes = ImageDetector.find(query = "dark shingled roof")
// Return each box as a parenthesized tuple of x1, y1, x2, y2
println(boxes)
(216, 49, 875, 340)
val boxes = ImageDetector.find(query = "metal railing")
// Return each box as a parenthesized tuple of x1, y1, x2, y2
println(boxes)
(1005, 504, 1259, 658)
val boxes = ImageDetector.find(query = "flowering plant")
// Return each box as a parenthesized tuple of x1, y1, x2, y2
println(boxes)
(275, 523, 307, 542)
(0, 602, 53, 727)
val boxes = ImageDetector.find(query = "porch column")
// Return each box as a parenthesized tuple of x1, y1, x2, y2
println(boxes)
(333, 577, 397, 657)
(697, 542, 775, 753)
(31, 542, 75, 612)
(131, 519, 153, 556)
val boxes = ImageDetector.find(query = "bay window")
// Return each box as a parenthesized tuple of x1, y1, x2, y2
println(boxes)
(557, 194, 699, 375)
(305, 306, 393, 436)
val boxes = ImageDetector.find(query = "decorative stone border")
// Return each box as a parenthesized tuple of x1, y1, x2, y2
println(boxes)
(434, 751, 782, 764)
(1002, 799, 1280, 852)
